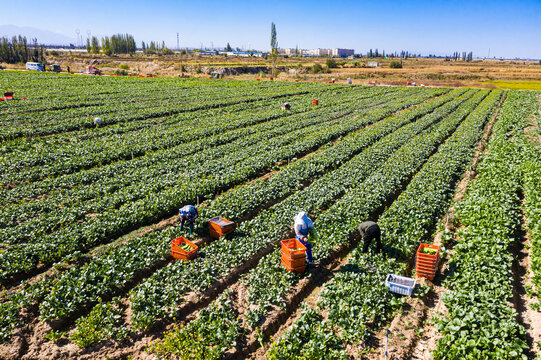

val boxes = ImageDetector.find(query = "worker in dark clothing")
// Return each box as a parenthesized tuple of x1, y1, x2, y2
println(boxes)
(179, 205, 199, 235)
(283, 102, 291, 110)
(359, 221, 382, 253)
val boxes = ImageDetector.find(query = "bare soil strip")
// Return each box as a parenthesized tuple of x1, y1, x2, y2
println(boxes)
(510, 104, 541, 359)
(511, 201, 540, 359)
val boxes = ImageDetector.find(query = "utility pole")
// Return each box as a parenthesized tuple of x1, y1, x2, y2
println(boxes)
(177, 32, 180, 51)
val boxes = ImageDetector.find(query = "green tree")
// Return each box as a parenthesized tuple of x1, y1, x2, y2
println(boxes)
(91, 36, 100, 54)
(86, 38, 91, 53)
(101, 37, 112, 56)
(225, 43, 232, 52)
(270, 22, 278, 78)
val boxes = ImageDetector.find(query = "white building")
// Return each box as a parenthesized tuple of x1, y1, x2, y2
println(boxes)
(332, 48, 355, 57)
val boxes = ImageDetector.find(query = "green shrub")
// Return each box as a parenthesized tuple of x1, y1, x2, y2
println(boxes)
(118, 64, 129, 70)
(389, 61, 403, 69)
(326, 59, 338, 68)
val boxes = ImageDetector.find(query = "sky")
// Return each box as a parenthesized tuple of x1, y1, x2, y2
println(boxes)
(1, 0, 540, 59)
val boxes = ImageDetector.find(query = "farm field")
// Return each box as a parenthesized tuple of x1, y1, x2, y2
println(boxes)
(482, 80, 541, 91)
(0, 71, 540, 360)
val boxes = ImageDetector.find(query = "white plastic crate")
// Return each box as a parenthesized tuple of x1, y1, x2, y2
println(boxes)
(385, 274, 416, 296)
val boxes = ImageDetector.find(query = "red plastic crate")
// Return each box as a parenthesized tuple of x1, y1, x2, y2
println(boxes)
(417, 243, 440, 261)
(281, 257, 305, 273)
(281, 239, 306, 260)
(281, 250, 306, 268)
(209, 216, 235, 238)
(171, 237, 198, 260)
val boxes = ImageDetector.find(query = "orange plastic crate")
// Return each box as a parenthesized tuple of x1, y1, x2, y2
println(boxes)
(281, 250, 306, 268)
(417, 243, 440, 261)
(281, 257, 305, 273)
(416, 263, 438, 274)
(209, 216, 235, 238)
(416, 268, 436, 280)
(281, 239, 307, 260)
(171, 237, 198, 260)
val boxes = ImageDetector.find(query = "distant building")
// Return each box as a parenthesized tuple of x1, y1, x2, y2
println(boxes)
(312, 48, 332, 56)
(332, 48, 355, 57)
(367, 61, 379, 67)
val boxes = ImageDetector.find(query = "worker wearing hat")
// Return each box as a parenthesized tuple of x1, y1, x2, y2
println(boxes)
(179, 205, 199, 235)
(359, 221, 382, 253)
(93, 117, 102, 127)
(283, 102, 291, 110)
(294, 211, 314, 263)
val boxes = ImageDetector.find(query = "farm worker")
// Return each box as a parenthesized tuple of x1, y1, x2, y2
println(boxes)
(294, 211, 314, 263)
(358, 221, 382, 253)
(283, 102, 291, 110)
(93, 117, 102, 127)
(179, 205, 199, 235)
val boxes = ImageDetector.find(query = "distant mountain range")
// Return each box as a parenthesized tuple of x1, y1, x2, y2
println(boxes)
(0, 25, 76, 45)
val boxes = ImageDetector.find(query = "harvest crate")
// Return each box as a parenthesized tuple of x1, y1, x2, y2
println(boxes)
(281, 250, 306, 268)
(281, 239, 306, 259)
(416, 243, 439, 280)
(385, 274, 416, 296)
(281, 239, 306, 273)
(171, 237, 198, 260)
(209, 216, 235, 238)
(281, 257, 305, 273)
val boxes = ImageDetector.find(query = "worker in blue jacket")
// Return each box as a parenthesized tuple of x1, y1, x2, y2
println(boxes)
(294, 211, 314, 263)
(179, 205, 199, 235)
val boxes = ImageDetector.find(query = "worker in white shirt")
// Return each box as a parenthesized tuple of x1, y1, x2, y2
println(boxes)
(294, 211, 314, 263)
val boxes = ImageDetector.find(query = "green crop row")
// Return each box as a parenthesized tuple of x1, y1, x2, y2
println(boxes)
(433, 91, 537, 359)
(265, 90, 500, 358)
(40, 88, 442, 323)
(241, 89, 486, 328)
(0, 86, 442, 339)
(0, 87, 442, 343)
(61, 89, 458, 344)
(0, 89, 392, 245)
(523, 146, 541, 302)
(126, 89, 474, 332)
(0, 89, 413, 282)
(0, 85, 372, 185)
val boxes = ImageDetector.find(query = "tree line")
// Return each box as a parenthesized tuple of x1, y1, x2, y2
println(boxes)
(86, 34, 137, 55)
(0, 36, 45, 64)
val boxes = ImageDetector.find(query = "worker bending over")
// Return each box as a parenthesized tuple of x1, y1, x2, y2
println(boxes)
(359, 221, 382, 253)
(283, 102, 291, 110)
(179, 205, 199, 235)
(294, 211, 314, 263)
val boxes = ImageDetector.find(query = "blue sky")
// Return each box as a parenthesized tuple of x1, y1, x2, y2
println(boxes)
(1, 0, 540, 58)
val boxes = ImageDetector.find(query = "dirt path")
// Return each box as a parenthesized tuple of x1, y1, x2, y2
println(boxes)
(511, 203, 541, 359)
(511, 104, 541, 359)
